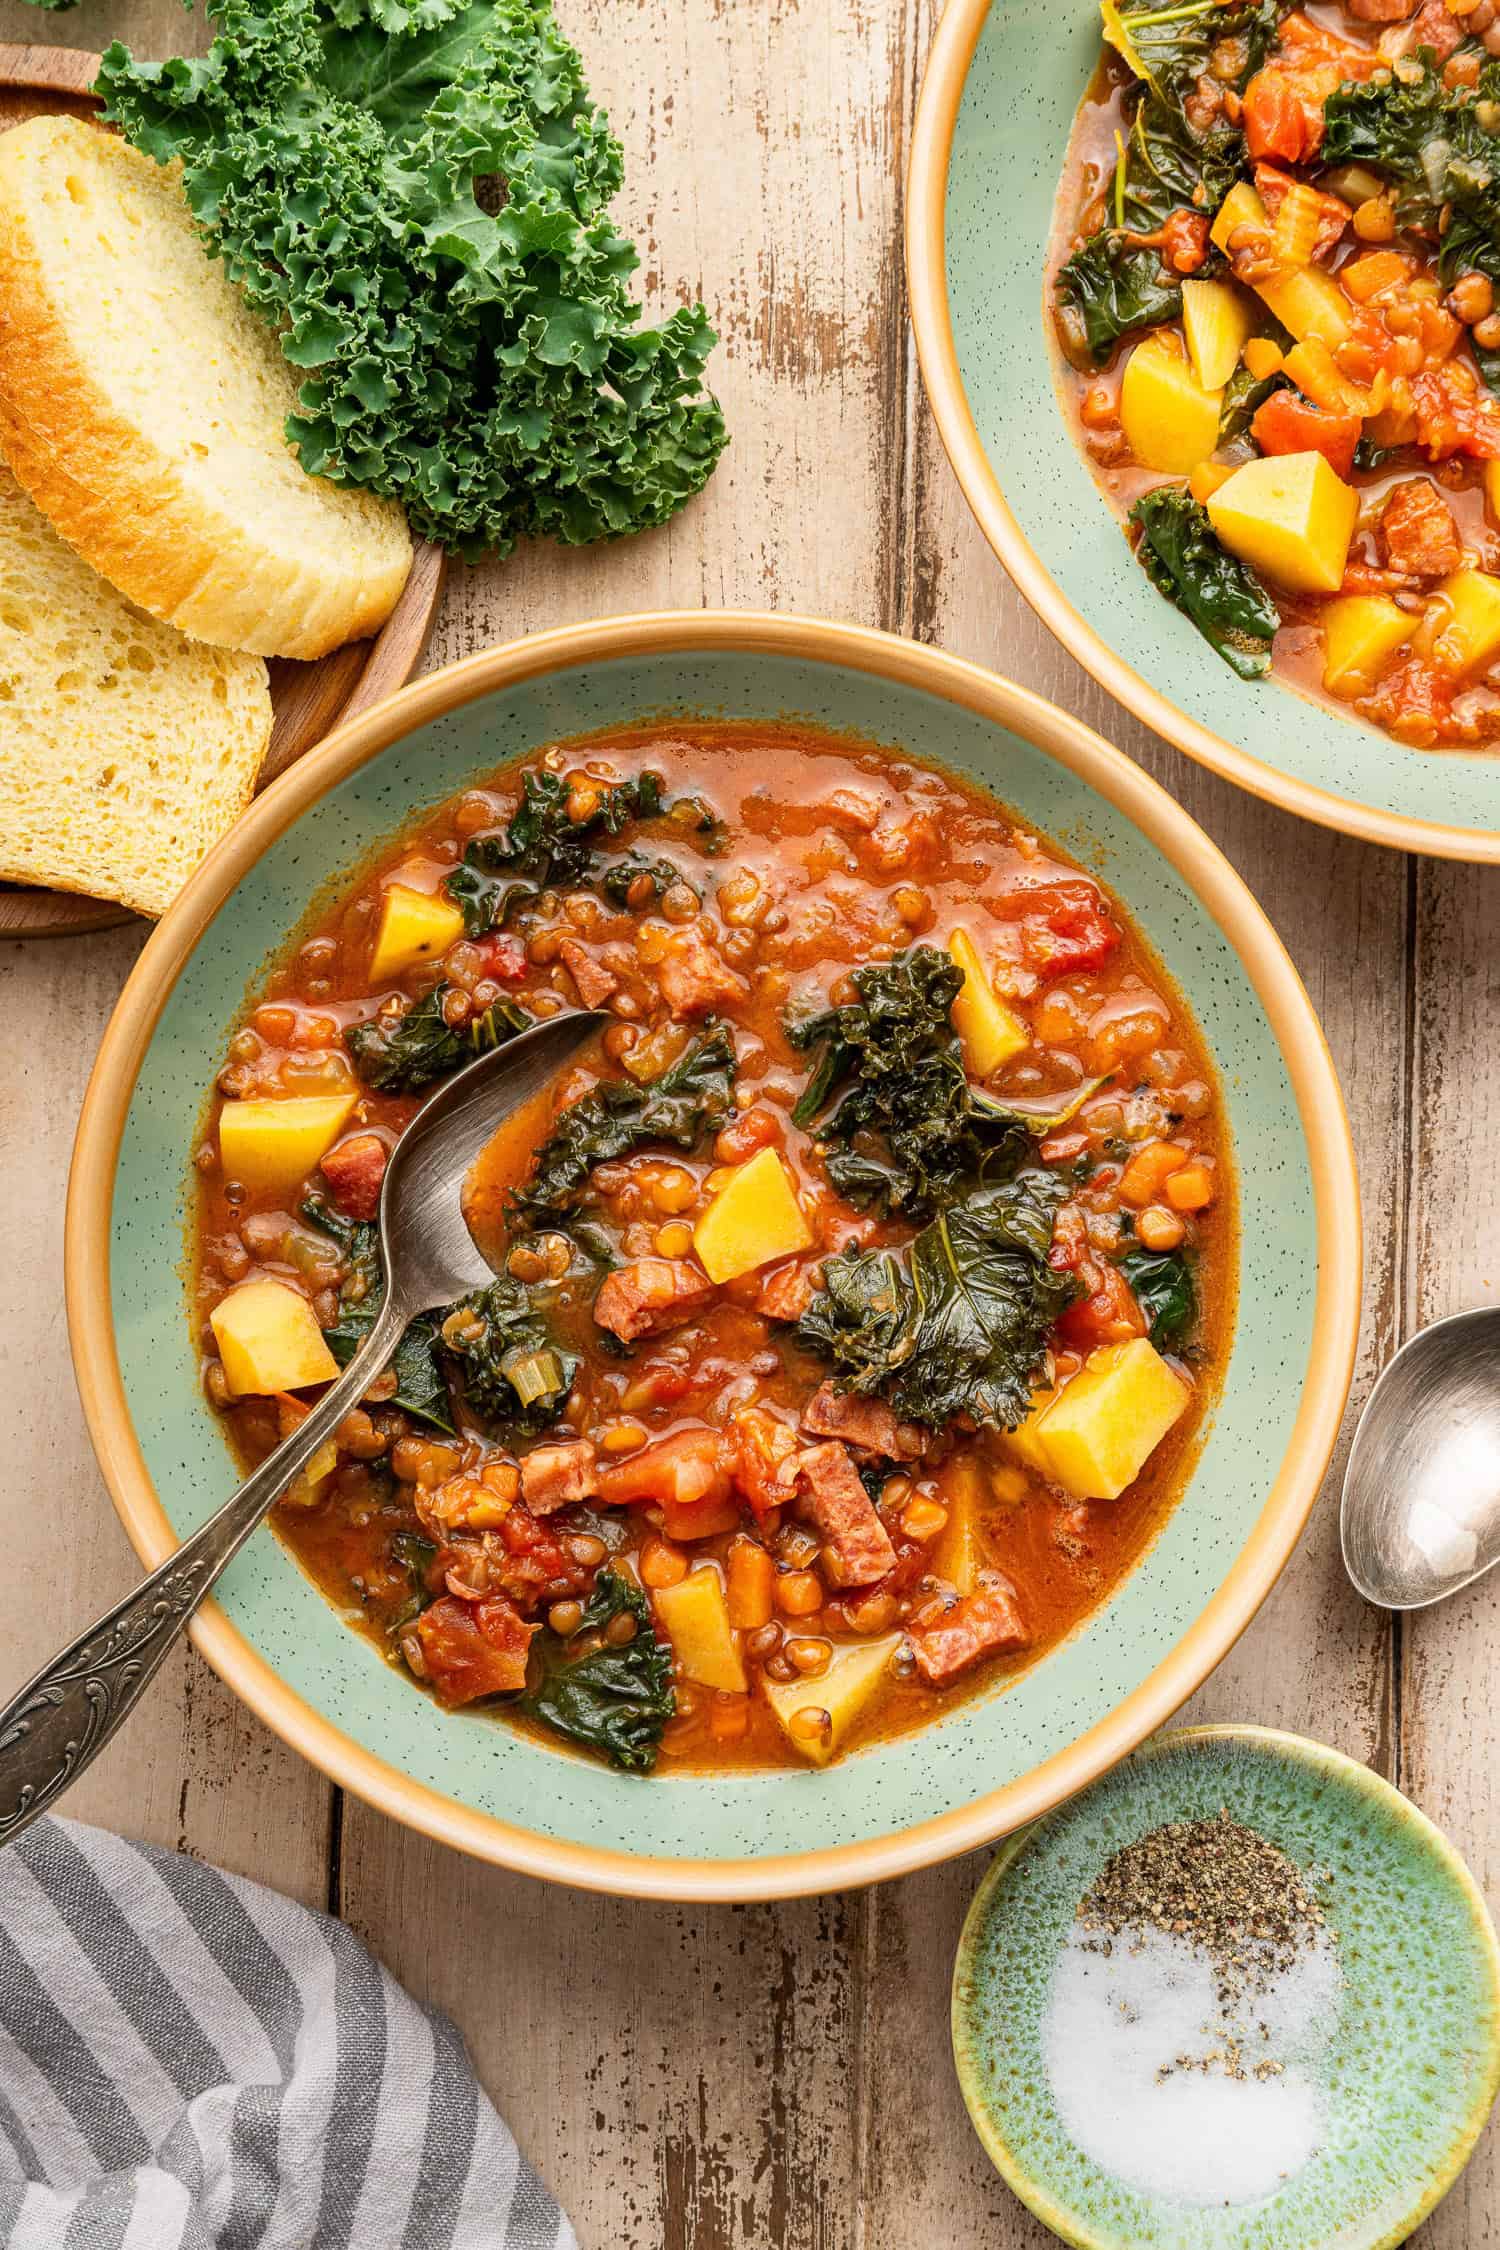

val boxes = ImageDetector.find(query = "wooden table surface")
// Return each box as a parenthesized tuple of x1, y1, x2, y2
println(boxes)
(2, 0, 1496, 2241)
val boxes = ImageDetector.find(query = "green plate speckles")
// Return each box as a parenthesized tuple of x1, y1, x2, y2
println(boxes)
(67, 617, 1359, 1897)
(907, 0, 1500, 861)
(953, 1725, 1500, 2247)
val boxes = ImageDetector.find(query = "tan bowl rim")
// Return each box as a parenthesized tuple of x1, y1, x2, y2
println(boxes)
(951, 1722, 1500, 2249)
(904, 0, 1500, 865)
(66, 609, 1362, 1902)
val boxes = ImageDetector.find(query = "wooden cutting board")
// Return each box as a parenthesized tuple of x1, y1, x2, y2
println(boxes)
(0, 44, 447, 938)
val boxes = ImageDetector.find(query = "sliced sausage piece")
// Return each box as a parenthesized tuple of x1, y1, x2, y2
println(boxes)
(558, 937, 621, 1009)
(1378, 480, 1462, 581)
(319, 1132, 388, 1221)
(908, 1576, 1029, 1686)
(594, 1258, 716, 1343)
(655, 926, 749, 1016)
(794, 1442, 897, 1588)
(801, 1381, 924, 1462)
(727, 1405, 802, 1524)
(597, 1427, 729, 1509)
(416, 1594, 537, 1704)
(520, 1439, 600, 1514)
(757, 1260, 820, 1324)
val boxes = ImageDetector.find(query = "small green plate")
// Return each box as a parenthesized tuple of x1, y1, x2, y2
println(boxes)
(953, 1724, 1500, 2247)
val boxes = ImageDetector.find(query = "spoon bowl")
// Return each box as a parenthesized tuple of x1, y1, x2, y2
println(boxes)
(1341, 1306, 1500, 1609)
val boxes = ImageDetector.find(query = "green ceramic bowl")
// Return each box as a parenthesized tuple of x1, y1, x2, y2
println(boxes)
(67, 614, 1360, 1899)
(907, 0, 1500, 862)
(954, 1724, 1500, 2247)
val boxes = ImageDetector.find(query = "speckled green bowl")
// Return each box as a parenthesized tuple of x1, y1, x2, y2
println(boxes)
(908, 0, 1500, 861)
(67, 615, 1359, 1899)
(954, 1725, 1500, 2247)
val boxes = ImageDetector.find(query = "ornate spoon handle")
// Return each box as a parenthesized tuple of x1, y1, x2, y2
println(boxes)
(0, 1291, 408, 1847)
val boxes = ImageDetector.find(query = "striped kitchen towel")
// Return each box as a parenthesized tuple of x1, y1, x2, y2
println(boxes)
(0, 1817, 577, 2250)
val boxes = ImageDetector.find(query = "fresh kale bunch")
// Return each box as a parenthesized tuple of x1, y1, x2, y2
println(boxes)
(1131, 488, 1279, 680)
(97, 0, 727, 555)
(346, 988, 531, 1092)
(440, 1276, 577, 1435)
(798, 1174, 1078, 1430)
(301, 1193, 453, 1429)
(789, 946, 1098, 1217)
(521, 1569, 673, 1772)
(446, 769, 699, 935)
(513, 1025, 737, 1223)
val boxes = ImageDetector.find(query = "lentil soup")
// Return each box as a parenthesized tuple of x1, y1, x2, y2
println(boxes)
(192, 723, 1234, 1774)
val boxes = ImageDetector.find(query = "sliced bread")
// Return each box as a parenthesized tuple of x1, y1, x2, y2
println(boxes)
(0, 464, 272, 918)
(0, 117, 412, 662)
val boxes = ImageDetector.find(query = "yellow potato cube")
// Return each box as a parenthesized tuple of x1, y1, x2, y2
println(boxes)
(1025, 1338, 1189, 1501)
(370, 883, 466, 982)
(1119, 334, 1223, 476)
(761, 1634, 900, 1765)
(285, 1436, 340, 1509)
(218, 1094, 357, 1192)
(693, 1146, 813, 1284)
(1483, 459, 1500, 525)
(210, 1278, 340, 1398)
(1207, 451, 1357, 595)
(1321, 596, 1416, 698)
(948, 927, 1029, 1075)
(1208, 180, 1266, 257)
(652, 1567, 747, 1693)
(1181, 278, 1253, 392)
(1430, 569, 1500, 678)
(1003, 1388, 1059, 1479)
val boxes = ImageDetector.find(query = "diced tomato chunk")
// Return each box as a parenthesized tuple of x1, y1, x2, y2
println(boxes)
(726, 1406, 800, 1525)
(1056, 1258, 1147, 1350)
(473, 933, 528, 983)
(1243, 66, 1323, 163)
(417, 1594, 537, 1705)
(319, 1132, 388, 1221)
(1021, 882, 1121, 980)
(1251, 390, 1361, 479)
(1410, 364, 1500, 461)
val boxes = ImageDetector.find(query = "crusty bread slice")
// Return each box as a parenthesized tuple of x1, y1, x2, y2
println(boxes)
(0, 117, 412, 662)
(0, 464, 272, 918)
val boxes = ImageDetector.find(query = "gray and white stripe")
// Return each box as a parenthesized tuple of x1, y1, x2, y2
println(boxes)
(0, 1818, 576, 2250)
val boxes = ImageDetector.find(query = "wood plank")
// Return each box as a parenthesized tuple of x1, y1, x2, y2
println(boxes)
(1396, 859, 1500, 2245)
(0, 930, 332, 1902)
(338, 4, 910, 2244)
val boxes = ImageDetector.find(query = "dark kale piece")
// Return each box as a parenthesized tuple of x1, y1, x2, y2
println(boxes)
(788, 947, 1105, 1218)
(1120, 1248, 1198, 1347)
(1131, 487, 1279, 680)
(1055, 236, 1185, 367)
(512, 1025, 736, 1224)
(300, 1193, 453, 1431)
(345, 988, 531, 1092)
(386, 1530, 440, 1637)
(439, 1278, 578, 1437)
(797, 1174, 1079, 1431)
(444, 769, 674, 934)
(521, 1569, 674, 1773)
(598, 852, 695, 909)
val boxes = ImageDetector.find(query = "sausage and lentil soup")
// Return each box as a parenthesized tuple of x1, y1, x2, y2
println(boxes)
(1054, 0, 1500, 748)
(192, 725, 1233, 1774)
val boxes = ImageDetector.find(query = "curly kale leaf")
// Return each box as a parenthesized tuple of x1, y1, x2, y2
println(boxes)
(1132, 487, 1279, 680)
(513, 1025, 736, 1223)
(97, 0, 727, 557)
(797, 1175, 1079, 1431)
(1324, 60, 1500, 385)
(598, 851, 693, 910)
(444, 769, 685, 934)
(788, 946, 1072, 1217)
(346, 987, 531, 1091)
(301, 1193, 454, 1429)
(521, 1568, 673, 1772)
(1120, 1247, 1198, 1347)
(440, 1276, 577, 1436)
(1055, 236, 1185, 367)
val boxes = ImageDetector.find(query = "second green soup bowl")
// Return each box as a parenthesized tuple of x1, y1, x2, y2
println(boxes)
(67, 613, 1358, 1899)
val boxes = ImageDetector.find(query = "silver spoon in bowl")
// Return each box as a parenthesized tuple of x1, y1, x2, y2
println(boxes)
(0, 1008, 607, 1847)
(1341, 1306, 1500, 1609)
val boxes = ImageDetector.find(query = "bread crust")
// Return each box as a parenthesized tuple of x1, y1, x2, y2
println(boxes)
(0, 121, 412, 661)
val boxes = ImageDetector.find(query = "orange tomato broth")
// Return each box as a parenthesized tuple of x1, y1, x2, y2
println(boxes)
(191, 722, 1234, 1771)
(1052, 0, 1500, 749)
